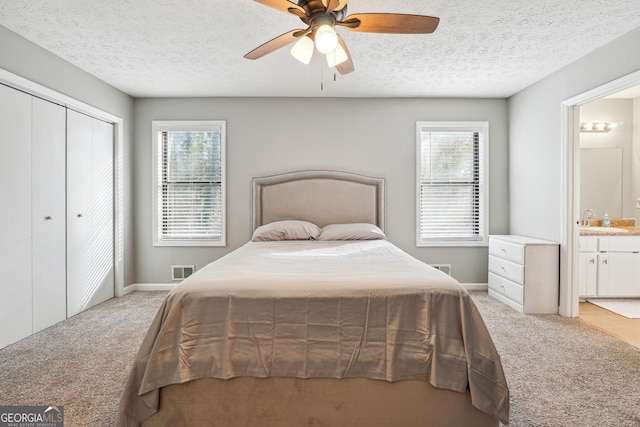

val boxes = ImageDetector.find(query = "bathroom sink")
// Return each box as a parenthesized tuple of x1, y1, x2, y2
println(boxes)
(579, 226, 629, 234)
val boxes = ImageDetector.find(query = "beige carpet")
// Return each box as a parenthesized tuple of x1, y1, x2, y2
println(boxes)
(0, 291, 166, 426)
(1, 290, 639, 426)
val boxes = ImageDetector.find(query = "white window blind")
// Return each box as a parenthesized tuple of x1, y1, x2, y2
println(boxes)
(152, 121, 225, 246)
(416, 122, 487, 246)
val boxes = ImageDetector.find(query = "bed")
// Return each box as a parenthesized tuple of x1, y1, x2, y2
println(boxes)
(116, 170, 509, 426)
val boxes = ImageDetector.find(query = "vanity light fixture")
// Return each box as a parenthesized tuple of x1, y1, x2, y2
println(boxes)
(579, 122, 618, 133)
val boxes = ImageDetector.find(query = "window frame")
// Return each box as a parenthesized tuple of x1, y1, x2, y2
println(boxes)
(415, 121, 489, 247)
(151, 120, 226, 247)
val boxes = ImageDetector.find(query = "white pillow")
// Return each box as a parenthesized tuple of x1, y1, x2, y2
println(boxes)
(252, 220, 321, 241)
(318, 223, 386, 241)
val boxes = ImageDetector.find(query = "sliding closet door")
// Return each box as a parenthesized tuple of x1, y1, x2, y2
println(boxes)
(32, 97, 67, 332)
(89, 117, 115, 307)
(67, 110, 114, 317)
(0, 85, 33, 348)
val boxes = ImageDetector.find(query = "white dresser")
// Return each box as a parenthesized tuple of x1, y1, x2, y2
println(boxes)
(488, 235, 560, 314)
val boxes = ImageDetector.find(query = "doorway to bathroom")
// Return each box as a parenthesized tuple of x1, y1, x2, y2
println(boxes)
(560, 70, 640, 319)
(570, 82, 640, 346)
(561, 76, 640, 348)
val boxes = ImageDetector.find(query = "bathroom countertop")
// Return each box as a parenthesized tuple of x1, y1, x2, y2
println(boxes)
(579, 218, 640, 236)
(580, 226, 640, 236)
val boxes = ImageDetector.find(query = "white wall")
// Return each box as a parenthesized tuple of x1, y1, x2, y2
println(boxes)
(508, 26, 640, 241)
(508, 26, 640, 315)
(0, 25, 136, 287)
(133, 97, 509, 284)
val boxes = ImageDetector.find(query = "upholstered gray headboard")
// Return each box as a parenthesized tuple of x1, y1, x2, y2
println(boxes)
(252, 170, 385, 231)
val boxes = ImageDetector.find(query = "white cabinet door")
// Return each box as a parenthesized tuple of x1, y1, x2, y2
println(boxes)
(578, 237, 597, 297)
(0, 85, 33, 348)
(578, 251, 597, 296)
(67, 110, 114, 317)
(597, 252, 640, 296)
(32, 98, 67, 332)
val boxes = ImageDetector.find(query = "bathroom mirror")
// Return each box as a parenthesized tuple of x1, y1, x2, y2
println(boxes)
(580, 148, 622, 218)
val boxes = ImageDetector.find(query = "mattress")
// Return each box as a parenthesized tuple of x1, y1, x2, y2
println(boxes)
(117, 240, 509, 425)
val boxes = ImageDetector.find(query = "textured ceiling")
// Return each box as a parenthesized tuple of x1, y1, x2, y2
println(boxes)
(1, 0, 640, 98)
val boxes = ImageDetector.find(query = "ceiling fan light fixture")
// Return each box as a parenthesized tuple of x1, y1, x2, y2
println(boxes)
(290, 35, 314, 64)
(246, 0, 441, 76)
(326, 43, 348, 67)
(314, 24, 338, 54)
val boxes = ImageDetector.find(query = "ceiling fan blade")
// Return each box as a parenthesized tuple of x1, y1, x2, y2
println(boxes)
(335, 35, 354, 75)
(253, 0, 306, 16)
(342, 13, 440, 34)
(288, 7, 307, 18)
(292, 26, 312, 38)
(244, 30, 302, 60)
(322, 0, 348, 13)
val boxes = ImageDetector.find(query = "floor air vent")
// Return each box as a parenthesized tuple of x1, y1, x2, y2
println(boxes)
(172, 265, 195, 281)
(431, 264, 451, 275)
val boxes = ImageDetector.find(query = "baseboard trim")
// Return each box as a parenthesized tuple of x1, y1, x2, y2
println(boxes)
(123, 283, 176, 294)
(462, 283, 488, 291)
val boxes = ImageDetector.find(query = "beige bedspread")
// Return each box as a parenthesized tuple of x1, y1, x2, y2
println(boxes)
(116, 240, 509, 426)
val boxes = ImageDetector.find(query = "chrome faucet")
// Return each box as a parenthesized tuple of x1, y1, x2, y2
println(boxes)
(582, 209, 596, 227)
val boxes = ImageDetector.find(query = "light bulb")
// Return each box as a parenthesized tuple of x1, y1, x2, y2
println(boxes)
(326, 43, 348, 67)
(315, 24, 338, 54)
(290, 36, 314, 64)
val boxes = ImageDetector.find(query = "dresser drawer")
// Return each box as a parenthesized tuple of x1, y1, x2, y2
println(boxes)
(489, 238, 525, 264)
(488, 272, 524, 305)
(488, 255, 524, 284)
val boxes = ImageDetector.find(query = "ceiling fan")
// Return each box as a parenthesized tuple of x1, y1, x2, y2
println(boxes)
(244, 0, 440, 75)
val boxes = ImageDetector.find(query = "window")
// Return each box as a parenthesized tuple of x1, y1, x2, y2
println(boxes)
(152, 120, 225, 246)
(416, 121, 488, 246)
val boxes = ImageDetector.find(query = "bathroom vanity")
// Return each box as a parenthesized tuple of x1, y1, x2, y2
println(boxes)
(579, 218, 640, 297)
(579, 235, 640, 297)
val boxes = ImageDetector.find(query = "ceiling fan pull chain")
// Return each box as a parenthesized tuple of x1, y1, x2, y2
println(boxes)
(320, 63, 324, 91)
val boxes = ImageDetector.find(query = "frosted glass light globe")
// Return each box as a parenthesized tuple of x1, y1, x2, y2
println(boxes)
(315, 25, 338, 54)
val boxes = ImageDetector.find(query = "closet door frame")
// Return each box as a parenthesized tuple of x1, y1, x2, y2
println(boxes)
(0, 68, 125, 297)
